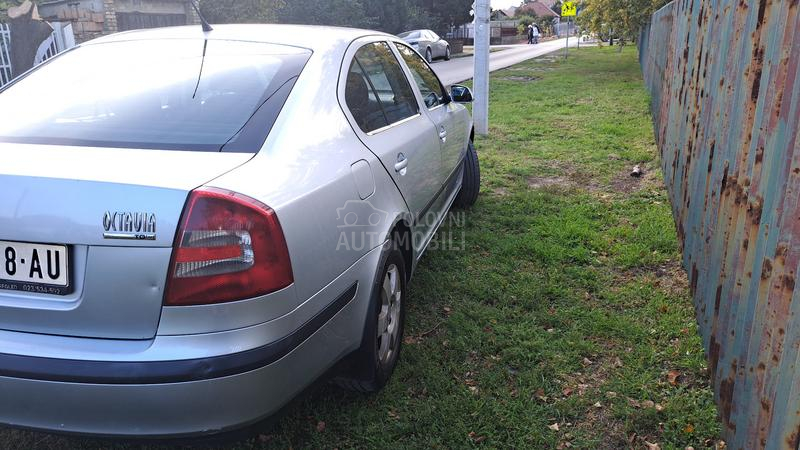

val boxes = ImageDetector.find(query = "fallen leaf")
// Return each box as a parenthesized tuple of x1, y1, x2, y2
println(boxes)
(403, 336, 418, 345)
(562, 387, 574, 397)
(443, 306, 452, 314)
(316, 421, 326, 433)
(613, 357, 624, 367)
(468, 386, 479, 395)
(582, 357, 593, 366)
(686, 447, 695, 450)
(684, 424, 695, 433)
(556, 442, 572, 449)
(468, 431, 486, 443)
(547, 328, 556, 333)
(535, 388, 547, 401)
(667, 370, 682, 386)
(644, 441, 661, 450)
(548, 423, 560, 431)
(388, 410, 400, 419)
(655, 404, 664, 412)
(593, 401, 602, 408)
(628, 398, 641, 408)
(606, 391, 617, 399)
(642, 400, 655, 409)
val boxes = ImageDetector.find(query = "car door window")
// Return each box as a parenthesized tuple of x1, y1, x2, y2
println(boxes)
(345, 42, 419, 133)
(396, 43, 448, 109)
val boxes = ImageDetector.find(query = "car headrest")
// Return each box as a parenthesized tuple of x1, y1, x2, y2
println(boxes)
(346, 71, 370, 111)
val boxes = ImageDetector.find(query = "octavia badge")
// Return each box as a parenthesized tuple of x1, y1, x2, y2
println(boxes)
(103, 211, 156, 240)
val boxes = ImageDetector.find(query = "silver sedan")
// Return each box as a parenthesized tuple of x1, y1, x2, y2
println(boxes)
(398, 29, 452, 62)
(0, 24, 480, 437)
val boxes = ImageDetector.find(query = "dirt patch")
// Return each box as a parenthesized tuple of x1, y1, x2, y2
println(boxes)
(609, 165, 662, 194)
(652, 261, 690, 298)
(491, 187, 510, 197)
(499, 75, 541, 82)
(527, 176, 573, 189)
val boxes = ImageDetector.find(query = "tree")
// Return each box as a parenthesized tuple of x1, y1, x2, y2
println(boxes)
(278, 0, 377, 29)
(200, 0, 285, 24)
(0, 0, 25, 22)
(578, 0, 670, 45)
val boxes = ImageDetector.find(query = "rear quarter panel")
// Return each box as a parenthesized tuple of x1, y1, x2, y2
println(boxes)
(208, 45, 410, 304)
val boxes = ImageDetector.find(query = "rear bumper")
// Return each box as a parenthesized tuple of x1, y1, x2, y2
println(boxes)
(0, 284, 357, 385)
(0, 246, 384, 437)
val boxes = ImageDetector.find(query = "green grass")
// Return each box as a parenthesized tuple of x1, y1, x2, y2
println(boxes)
(2, 47, 720, 449)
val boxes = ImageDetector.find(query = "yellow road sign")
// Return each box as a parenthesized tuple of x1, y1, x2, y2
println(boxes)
(561, 1, 576, 16)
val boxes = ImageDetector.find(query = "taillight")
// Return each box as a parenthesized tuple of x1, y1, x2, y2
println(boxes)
(164, 187, 293, 306)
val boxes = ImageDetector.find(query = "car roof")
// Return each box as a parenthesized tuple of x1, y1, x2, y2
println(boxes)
(89, 24, 393, 53)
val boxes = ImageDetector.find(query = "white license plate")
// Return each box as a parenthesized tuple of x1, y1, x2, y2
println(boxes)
(0, 240, 69, 293)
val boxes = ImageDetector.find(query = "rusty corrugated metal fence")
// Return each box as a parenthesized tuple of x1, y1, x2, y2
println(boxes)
(639, 0, 800, 448)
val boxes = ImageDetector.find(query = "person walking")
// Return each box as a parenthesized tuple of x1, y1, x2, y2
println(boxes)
(532, 23, 541, 44)
(527, 24, 534, 44)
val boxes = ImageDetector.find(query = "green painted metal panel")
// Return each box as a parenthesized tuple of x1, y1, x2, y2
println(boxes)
(639, 0, 800, 447)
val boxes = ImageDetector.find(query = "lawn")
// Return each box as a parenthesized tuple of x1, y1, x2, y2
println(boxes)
(3, 46, 721, 449)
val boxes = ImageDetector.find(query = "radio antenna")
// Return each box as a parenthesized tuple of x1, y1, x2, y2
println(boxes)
(187, 0, 213, 32)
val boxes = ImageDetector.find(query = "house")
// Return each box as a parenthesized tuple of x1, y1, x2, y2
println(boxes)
(491, 6, 518, 20)
(37, 0, 201, 43)
(516, 1, 559, 18)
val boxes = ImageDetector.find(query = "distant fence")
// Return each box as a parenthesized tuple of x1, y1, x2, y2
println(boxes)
(0, 23, 11, 86)
(640, 1, 800, 448)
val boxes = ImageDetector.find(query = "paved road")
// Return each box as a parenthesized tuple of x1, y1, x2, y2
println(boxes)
(431, 38, 578, 86)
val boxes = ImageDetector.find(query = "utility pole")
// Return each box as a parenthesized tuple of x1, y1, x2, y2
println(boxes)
(473, 0, 490, 136)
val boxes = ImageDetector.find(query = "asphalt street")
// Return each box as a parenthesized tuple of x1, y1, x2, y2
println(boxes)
(431, 37, 579, 86)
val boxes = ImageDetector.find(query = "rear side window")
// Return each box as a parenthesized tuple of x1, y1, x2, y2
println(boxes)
(0, 40, 310, 151)
(396, 43, 447, 109)
(345, 42, 419, 133)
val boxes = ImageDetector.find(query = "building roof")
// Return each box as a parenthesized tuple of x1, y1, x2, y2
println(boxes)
(517, 1, 559, 18)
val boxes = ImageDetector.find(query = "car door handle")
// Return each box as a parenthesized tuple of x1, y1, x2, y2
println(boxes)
(395, 154, 408, 172)
(439, 127, 448, 142)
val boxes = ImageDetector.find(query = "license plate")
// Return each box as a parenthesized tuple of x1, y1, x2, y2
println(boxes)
(0, 240, 70, 295)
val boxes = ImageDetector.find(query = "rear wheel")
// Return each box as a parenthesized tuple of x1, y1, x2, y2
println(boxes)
(454, 140, 480, 208)
(425, 48, 433, 63)
(336, 242, 406, 393)
(444, 46, 451, 61)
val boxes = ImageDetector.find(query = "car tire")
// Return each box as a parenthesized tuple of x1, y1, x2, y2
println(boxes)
(454, 140, 480, 208)
(444, 46, 451, 61)
(335, 241, 406, 393)
(426, 48, 433, 63)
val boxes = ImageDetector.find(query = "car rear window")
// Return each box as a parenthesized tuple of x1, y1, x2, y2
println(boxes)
(398, 31, 421, 40)
(0, 39, 310, 152)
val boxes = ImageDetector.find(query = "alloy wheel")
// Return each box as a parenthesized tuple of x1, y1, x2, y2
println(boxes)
(376, 264, 402, 365)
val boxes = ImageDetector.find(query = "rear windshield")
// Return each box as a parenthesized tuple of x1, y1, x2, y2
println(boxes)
(398, 31, 421, 39)
(0, 39, 310, 151)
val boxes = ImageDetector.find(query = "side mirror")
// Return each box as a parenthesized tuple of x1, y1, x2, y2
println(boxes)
(450, 85, 473, 103)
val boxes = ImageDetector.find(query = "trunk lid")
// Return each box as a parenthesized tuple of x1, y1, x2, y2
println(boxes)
(0, 143, 252, 339)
